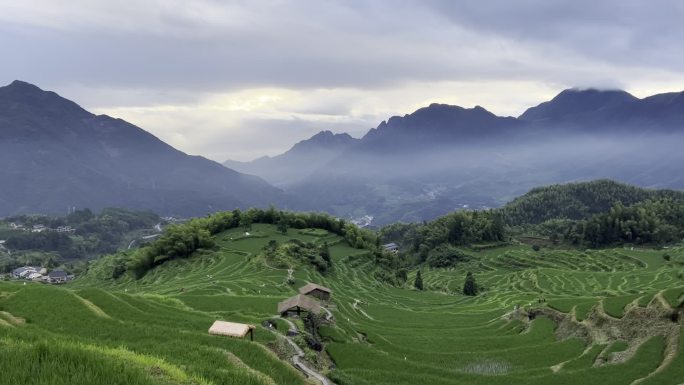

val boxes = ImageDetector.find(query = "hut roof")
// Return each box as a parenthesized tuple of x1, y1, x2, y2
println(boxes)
(278, 294, 321, 314)
(208, 321, 255, 338)
(298, 282, 332, 295)
(48, 270, 67, 278)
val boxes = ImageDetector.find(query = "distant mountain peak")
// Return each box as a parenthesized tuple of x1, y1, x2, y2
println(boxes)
(7, 79, 42, 90)
(519, 87, 637, 121)
(0, 80, 90, 118)
(290, 130, 357, 151)
(0, 80, 284, 216)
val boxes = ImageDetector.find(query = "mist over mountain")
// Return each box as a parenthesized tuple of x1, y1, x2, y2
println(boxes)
(0, 80, 286, 217)
(223, 130, 359, 186)
(232, 87, 684, 225)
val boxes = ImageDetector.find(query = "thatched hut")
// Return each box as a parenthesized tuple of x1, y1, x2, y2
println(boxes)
(208, 320, 255, 341)
(277, 294, 321, 317)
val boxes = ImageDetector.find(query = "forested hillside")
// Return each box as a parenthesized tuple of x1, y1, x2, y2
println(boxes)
(502, 180, 684, 225)
(0, 208, 161, 273)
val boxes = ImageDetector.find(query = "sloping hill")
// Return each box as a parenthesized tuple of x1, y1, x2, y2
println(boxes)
(502, 180, 684, 225)
(0, 80, 285, 217)
(19, 217, 681, 385)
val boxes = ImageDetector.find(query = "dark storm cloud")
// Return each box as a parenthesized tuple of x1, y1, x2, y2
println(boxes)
(427, 0, 684, 71)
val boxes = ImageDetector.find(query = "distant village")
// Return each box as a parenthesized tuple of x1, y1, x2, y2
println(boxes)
(10, 266, 74, 284)
(7, 222, 75, 233)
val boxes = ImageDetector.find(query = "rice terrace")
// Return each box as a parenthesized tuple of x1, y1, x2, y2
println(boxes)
(1, 202, 683, 385)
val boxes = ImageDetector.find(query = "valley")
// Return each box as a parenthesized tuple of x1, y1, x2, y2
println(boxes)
(4, 3, 684, 384)
(1, 216, 682, 385)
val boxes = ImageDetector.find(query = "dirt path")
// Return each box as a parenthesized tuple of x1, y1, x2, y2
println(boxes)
(321, 306, 334, 322)
(272, 314, 335, 385)
(551, 345, 594, 373)
(653, 291, 673, 310)
(352, 299, 374, 320)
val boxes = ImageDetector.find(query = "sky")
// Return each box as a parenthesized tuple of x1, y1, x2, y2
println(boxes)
(2, 0, 684, 161)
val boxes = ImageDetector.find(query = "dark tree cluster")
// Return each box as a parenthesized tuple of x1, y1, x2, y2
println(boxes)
(380, 210, 505, 266)
(502, 179, 684, 226)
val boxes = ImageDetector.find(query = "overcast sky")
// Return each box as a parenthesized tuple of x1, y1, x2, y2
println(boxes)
(2, 0, 684, 161)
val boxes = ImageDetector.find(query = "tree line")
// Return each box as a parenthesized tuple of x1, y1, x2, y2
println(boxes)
(544, 198, 684, 247)
(126, 207, 378, 278)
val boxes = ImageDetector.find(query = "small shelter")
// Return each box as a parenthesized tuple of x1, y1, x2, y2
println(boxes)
(278, 294, 321, 317)
(298, 282, 332, 301)
(208, 320, 255, 341)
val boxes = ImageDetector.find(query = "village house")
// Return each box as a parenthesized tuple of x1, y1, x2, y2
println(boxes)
(277, 294, 321, 317)
(12, 266, 38, 279)
(47, 270, 68, 283)
(298, 282, 332, 301)
(27, 272, 43, 281)
(56, 226, 75, 233)
(382, 242, 400, 254)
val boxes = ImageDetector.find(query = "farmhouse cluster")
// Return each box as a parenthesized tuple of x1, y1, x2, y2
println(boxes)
(8, 222, 75, 233)
(207, 282, 333, 341)
(278, 282, 331, 317)
(11, 266, 74, 283)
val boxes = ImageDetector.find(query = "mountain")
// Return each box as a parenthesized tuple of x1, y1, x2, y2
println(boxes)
(223, 130, 359, 186)
(0, 80, 285, 217)
(518, 88, 638, 122)
(360, 103, 521, 150)
(239, 88, 684, 225)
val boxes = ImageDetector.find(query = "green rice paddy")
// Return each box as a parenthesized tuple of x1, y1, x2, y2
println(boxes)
(1, 224, 683, 384)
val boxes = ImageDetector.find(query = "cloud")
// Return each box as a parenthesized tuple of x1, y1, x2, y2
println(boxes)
(1, 0, 684, 161)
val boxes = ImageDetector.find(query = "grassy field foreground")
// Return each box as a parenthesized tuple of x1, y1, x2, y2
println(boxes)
(1, 224, 683, 385)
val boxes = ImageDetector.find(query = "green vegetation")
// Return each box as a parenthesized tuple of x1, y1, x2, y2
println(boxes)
(2, 181, 684, 384)
(502, 179, 684, 225)
(1, 218, 681, 385)
(462, 271, 478, 296)
(414, 270, 423, 290)
(126, 208, 377, 279)
(0, 208, 160, 274)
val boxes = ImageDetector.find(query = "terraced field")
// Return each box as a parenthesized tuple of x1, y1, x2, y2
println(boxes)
(1, 224, 683, 385)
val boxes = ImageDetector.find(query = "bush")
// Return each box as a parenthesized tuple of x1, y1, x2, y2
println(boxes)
(463, 272, 478, 296)
(426, 245, 471, 268)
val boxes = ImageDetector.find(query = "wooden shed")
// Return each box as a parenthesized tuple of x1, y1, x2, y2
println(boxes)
(298, 282, 332, 301)
(208, 320, 255, 341)
(277, 294, 321, 317)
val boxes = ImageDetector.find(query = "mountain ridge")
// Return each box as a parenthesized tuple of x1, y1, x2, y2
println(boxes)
(0, 80, 286, 217)
(233, 86, 684, 224)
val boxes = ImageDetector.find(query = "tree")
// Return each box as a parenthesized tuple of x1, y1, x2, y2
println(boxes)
(463, 272, 478, 296)
(319, 242, 331, 266)
(414, 270, 424, 290)
(277, 218, 288, 234)
(395, 268, 408, 283)
(240, 213, 253, 231)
